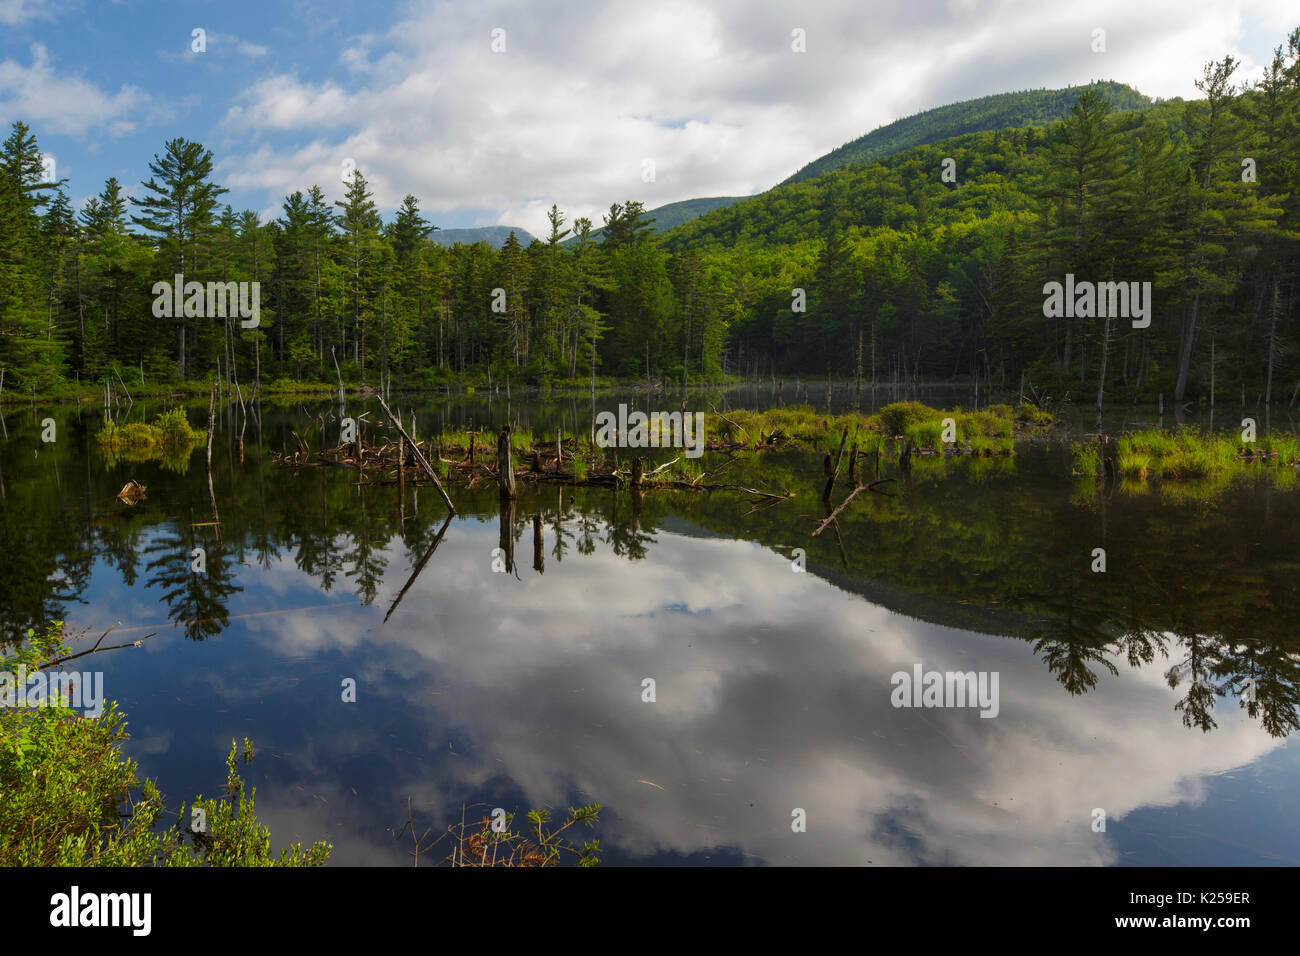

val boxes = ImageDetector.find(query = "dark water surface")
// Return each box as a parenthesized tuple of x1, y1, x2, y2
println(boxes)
(3, 388, 1298, 866)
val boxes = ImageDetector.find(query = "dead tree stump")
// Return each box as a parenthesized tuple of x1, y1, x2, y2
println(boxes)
(498, 425, 516, 499)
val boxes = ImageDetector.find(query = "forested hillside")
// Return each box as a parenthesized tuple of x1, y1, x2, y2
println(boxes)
(561, 195, 747, 245)
(430, 225, 536, 249)
(663, 43, 1298, 405)
(781, 80, 1156, 185)
(0, 28, 1297, 406)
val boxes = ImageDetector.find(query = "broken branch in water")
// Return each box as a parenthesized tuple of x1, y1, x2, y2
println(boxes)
(739, 486, 795, 501)
(646, 455, 683, 476)
(44, 622, 157, 668)
(375, 394, 456, 516)
(811, 479, 896, 537)
(710, 405, 752, 446)
(822, 425, 854, 502)
(384, 514, 453, 623)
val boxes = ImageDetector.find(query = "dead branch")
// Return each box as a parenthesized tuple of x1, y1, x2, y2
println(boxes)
(811, 479, 896, 536)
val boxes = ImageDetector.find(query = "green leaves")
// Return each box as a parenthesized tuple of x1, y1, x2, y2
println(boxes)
(1, 625, 331, 867)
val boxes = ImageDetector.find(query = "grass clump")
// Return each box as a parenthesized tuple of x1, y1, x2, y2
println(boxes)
(906, 419, 945, 452)
(1071, 444, 1101, 477)
(1074, 426, 1300, 496)
(1260, 433, 1299, 465)
(1118, 449, 1152, 479)
(1016, 402, 1055, 424)
(956, 410, 1014, 440)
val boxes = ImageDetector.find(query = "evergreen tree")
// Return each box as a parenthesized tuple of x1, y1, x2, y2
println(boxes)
(129, 138, 228, 377)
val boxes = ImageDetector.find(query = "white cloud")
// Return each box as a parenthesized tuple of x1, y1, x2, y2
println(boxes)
(220, 520, 1283, 866)
(0, 0, 58, 26)
(212, 0, 1293, 241)
(200, 31, 270, 59)
(0, 43, 147, 137)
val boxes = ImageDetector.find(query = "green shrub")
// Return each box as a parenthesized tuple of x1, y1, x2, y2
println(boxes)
(0, 623, 331, 867)
(878, 401, 941, 436)
(1016, 402, 1055, 424)
(154, 407, 202, 444)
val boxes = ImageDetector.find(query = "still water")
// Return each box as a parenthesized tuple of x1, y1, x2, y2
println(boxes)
(2, 388, 1298, 865)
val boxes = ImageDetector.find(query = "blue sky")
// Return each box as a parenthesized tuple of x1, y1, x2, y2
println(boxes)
(1, 0, 1294, 237)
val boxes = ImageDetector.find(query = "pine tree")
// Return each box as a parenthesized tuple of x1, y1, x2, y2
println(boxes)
(0, 156, 54, 386)
(1037, 89, 1127, 377)
(333, 169, 382, 377)
(130, 138, 228, 377)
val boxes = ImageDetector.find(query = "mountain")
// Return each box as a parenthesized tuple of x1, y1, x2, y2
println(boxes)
(628, 196, 749, 231)
(560, 83, 1155, 243)
(430, 226, 536, 248)
(562, 196, 747, 245)
(779, 81, 1154, 186)
(658, 92, 1183, 253)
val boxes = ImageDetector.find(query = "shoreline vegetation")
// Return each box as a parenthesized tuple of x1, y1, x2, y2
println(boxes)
(4, 29, 1300, 419)
(3, 373, 661, 406)
(0, 622, 332, 866)
(264, 397, 1300, 508)
(270, 401, 1053, 496)
(0, 622, 601, 867)
(1072, 427, 1300, 496)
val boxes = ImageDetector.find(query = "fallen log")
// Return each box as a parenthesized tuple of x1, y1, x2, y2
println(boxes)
(375, 394, 456, 515)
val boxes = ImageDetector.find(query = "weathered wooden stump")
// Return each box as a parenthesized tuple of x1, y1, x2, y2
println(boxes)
(498, 425, 516, 499)
(533, 514, 544, 574)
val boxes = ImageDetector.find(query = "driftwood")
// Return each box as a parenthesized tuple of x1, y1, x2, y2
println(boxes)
(375, 394, 456, 515)
(710, 405, 751, 445)
(275, 421, 775, 496)
(116, 479, 147, 504)
(43, 622, 157, 668)
(811, 479, 897, 537)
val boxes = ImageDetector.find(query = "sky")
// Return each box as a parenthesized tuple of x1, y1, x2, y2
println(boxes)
(1, 0, 1296, 238)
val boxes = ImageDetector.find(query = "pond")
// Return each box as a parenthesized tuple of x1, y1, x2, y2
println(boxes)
(3, 387, 1298, 865)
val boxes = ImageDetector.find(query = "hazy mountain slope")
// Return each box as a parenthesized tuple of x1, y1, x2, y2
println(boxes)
(562, 196, 747, 245)
(430, 226, 536, 248)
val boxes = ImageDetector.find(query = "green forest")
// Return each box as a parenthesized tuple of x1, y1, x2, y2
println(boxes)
(778, 79, 1155, 185)
(1, 26, 1298, 405)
